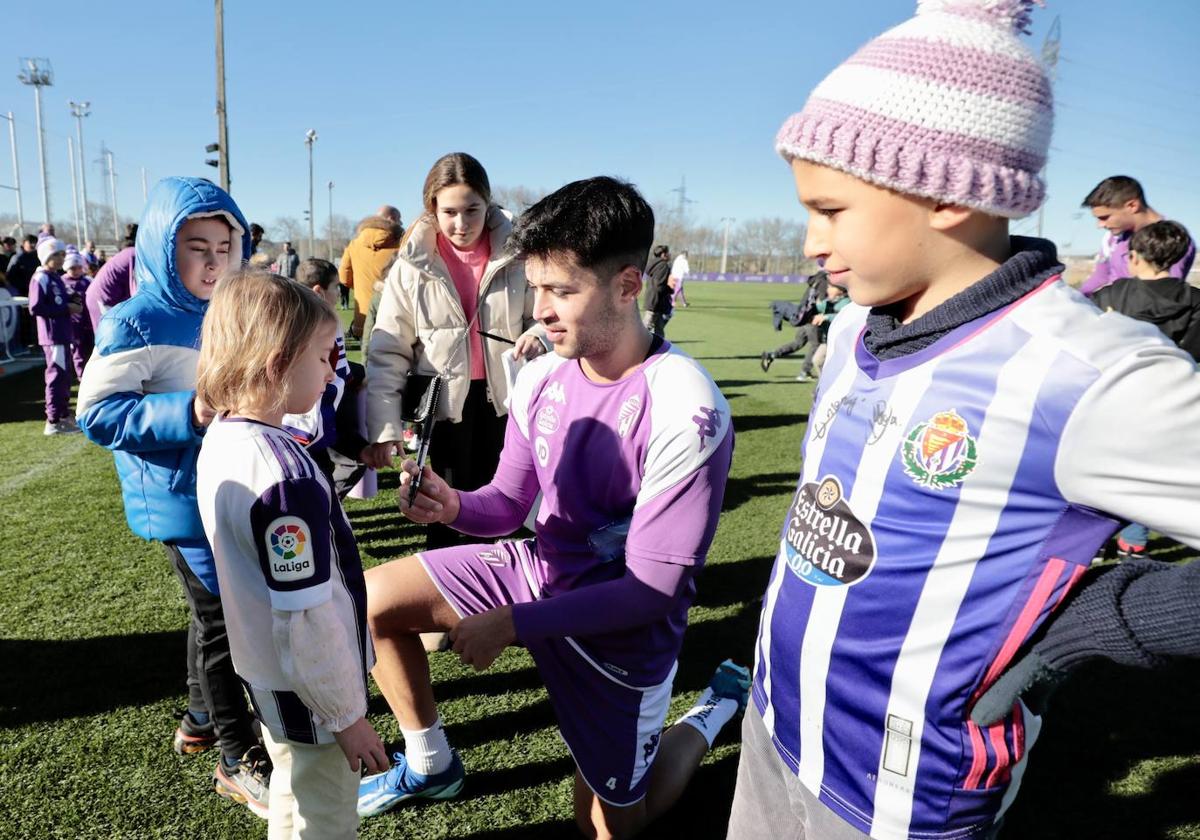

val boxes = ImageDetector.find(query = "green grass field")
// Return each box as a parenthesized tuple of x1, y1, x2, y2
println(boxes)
(1, 282, 1198, 839)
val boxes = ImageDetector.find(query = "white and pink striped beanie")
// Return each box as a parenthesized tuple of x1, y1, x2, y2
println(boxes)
(776, 0, 1052, 218)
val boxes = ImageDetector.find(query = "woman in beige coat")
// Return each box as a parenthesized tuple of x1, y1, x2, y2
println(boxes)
(365, 152, 546, 548)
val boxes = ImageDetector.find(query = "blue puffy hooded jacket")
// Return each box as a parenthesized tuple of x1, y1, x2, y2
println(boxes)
(77, 177, 250, 544)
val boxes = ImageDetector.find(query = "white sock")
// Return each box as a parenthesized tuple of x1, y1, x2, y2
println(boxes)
(400, 717, 452, 775)
(674, 688, 739, 749)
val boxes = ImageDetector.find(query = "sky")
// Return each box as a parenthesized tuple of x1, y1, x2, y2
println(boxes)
(4, 0, 1200, 256)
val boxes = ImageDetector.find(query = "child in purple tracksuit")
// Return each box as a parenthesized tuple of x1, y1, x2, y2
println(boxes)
(27, 237, 82, 435)
(62, 250, 94, 377)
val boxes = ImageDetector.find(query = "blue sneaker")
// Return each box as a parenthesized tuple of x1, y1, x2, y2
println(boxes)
(357, 751, 465, 818)
(709, 659, 752, 713)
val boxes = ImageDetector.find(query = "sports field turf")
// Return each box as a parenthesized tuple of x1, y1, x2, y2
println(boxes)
(1, 281, 1197, 839)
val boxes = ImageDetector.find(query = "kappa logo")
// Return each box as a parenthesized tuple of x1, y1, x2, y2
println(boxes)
(901, 410, 978, 490)
(535, 435, 550, 467)
(265, 516, 315, 583)
(692, 406, 723, 452)
(536, 405, 560, 435)
(544, 381, 567, 404)
(617, 395, 642, 438)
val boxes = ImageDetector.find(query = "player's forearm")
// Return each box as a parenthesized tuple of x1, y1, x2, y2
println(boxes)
(272, 603, 368, 733)
(451, 439, 539, 536)
(452, 484, 532, 536)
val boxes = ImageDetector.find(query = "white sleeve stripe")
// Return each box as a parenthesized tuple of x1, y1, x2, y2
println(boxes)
(637, 350, 731, 503)
(508, 354, 567, 439)
(77, 344, 200, 416)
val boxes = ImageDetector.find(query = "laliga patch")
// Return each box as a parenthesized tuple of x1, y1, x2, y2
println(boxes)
(617, 395, 642, 439)
(901, 410, 978, 490)
(782, 475, 876, 587)
(265, 516, 315, 582)
(536, 405, 560, 435)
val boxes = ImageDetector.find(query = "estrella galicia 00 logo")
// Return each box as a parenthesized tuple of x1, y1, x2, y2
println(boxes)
(901, 410, 978, 490)
(782, 475, 876, 587)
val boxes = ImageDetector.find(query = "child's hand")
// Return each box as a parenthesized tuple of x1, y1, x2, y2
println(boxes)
(514, 333, 546, 360)
(192, 394, 216, 428)
(333, 717, 389, 774)
(363, 441, 400, 469)
(67, 302, 83, 315)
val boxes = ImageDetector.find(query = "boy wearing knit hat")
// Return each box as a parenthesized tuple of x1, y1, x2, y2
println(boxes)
(62, 250, 95, 377)
(733, 2, 1200, 838)
(27, 237, 82, 435)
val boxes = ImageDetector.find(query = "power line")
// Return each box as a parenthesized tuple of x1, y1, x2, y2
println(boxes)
(1048, 144, 1200, 186)
(1059, 54, 1200, 102)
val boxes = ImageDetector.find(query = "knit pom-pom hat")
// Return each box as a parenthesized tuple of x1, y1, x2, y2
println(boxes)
(37, 237, 67, 266)
(776, 0, 1052, 218)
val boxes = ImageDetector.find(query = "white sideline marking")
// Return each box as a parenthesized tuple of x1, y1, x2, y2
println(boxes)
(0, 436, 90, 499)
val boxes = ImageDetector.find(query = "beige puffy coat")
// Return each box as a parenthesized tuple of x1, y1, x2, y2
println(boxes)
(366, 207, 544, 442)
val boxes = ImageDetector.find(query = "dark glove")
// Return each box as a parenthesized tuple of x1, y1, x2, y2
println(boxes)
(970, 651, 1068, 727)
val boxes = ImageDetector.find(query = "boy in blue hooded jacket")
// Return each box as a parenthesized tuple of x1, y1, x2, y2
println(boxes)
(77, 177, 270, 818)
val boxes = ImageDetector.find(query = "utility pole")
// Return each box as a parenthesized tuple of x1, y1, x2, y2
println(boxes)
(1, 112, 24, 234)
(68, 101, 91, 243)
(304, 129, 317, 256)
(106, 149, 119, 242)
(214, 0, 230, 192)
(18, 58, 53, 225)
(141, 167, 148, 203)
(670, 175, 697, 221)
(327, 180, 334, 260)
(67, 136, 81, 240)
(720, 217, 736, 274)
(1037, 15, 1060, 239)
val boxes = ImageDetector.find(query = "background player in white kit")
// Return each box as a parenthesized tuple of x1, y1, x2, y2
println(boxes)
(196, 270, 388, 838)
(358, 177, 749, 838)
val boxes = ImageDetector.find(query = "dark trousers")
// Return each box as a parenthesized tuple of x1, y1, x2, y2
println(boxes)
(339, 282, 350, 309)
(41, 344, 73, 422)
(773, 324, 821, 374)
(311, 447, 368, 501)
(72, 331, 93, 378)
(649, 310, 670, 338)
(165, 544, 257, 762)
(427, 379, 508, 550)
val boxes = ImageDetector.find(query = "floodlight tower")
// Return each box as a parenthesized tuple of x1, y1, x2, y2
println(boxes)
(304, 129, 317, 256)
(720, 217, 736, 274)
(18, 58, 53, 225)
(68, 100, 91, 242)
(327, 180, 334, 260)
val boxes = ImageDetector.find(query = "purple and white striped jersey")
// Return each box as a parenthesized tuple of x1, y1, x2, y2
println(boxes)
(282, 324, 350, 451)
(754, 277, 1200, 839)
(197, 416, 373, 744)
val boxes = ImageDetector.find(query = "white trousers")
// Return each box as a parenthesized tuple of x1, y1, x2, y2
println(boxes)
(263, 727, 360, 840)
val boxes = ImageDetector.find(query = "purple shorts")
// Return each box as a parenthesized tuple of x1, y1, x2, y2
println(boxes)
(419, 539, 677, 806)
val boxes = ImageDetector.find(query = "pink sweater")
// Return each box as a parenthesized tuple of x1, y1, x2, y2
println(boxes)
(436, 232, 491, 380)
